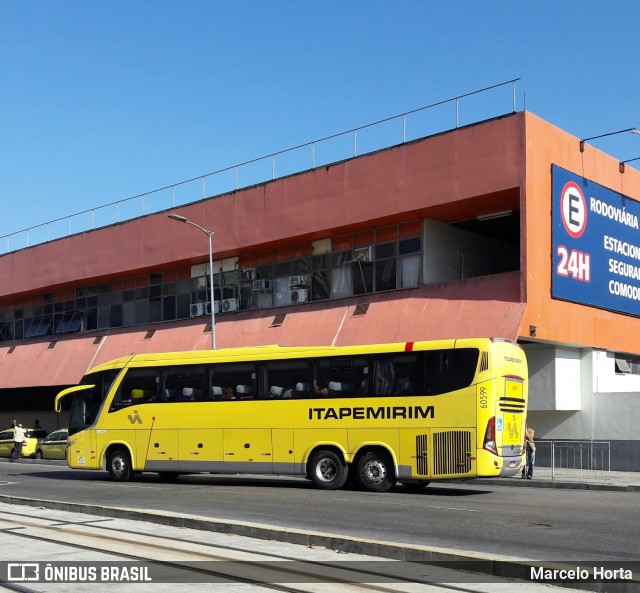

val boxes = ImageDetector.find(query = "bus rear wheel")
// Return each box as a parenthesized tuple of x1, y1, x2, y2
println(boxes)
(309, 450, 348, 490)
(356, 451, 396, 492)
(107, 448, 132, 482)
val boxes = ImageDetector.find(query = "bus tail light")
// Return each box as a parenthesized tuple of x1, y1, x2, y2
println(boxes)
(483, 416, 498, 455)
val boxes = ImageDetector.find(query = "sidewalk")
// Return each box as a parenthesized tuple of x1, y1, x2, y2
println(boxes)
(471, 468, 640, 492)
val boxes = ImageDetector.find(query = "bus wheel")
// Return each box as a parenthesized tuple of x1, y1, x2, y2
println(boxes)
(401, 480, 430, 491)
(107, 448, 132, 482)
(158, 472, 180, 482)
(309, 450, 348, 490)
(356, 451, 396, 492)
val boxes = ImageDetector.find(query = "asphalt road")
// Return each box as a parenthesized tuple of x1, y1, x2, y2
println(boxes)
(1, 459, 638, 565)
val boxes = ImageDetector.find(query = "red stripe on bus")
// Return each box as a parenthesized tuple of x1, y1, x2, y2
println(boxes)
(405, 342, 414, 351)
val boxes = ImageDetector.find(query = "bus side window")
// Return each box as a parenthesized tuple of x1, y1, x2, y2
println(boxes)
(371, 353, 420, 396)
(315, 356, 369, 398)
(424, 349, 479, 395)
(211, 362, 257, 403)
(110, 367, 159, 411)
(262, 359, 312, 400)
(163, 366, 207, 402)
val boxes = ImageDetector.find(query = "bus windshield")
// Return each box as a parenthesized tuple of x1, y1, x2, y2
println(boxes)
(68, 369, 121, 436)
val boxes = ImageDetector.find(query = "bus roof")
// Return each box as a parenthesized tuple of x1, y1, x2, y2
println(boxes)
(83, 338, 518, 376)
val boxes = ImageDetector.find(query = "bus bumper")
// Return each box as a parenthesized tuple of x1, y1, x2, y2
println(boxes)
(499, 454, 524, 477)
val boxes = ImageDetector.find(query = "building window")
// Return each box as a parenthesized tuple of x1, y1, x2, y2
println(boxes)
(0, 221, 423, 342)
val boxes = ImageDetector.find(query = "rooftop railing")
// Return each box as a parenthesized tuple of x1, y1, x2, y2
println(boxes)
(1, 79, 520, 255)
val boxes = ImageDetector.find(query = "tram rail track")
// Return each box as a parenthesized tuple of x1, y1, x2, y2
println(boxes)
(0, 508, 493, 593)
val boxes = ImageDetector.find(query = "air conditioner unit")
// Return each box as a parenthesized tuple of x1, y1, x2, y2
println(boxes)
(204, 301, 221, 315)
(241, 268, 256, 281)
(289, 275, 307, 287)
(190, 303, 204, 317)
(222, 298, 239, 313)
(291, 289, 309, 303)
(354, 246, 373, 262)
(252, 279, 272, 291)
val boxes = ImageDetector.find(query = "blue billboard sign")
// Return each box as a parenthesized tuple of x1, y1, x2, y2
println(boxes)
(552, 165, 640, 317)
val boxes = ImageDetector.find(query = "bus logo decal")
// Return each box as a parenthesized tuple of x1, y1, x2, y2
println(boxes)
(506, 420, 519, 441)
(128, 410, 143, 425)
(308, 405, 434, 421)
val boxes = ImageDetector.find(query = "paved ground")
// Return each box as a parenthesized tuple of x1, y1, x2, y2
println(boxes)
(1, 460, 639, 592)
(470, 467, 640, 491)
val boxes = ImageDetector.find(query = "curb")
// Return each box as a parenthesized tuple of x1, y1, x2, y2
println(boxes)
(468, 478, 640, 492)
(0, 493, 637, 593)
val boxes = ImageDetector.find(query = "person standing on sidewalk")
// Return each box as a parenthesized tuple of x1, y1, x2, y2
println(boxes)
(12, 423, 25, 462)
(522, 424, 536, 479)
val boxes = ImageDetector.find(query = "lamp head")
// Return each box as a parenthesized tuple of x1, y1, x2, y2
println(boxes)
(168, 214, 188, 222)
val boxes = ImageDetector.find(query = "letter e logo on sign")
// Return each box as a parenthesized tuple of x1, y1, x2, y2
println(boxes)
(561, 181, 587, 238)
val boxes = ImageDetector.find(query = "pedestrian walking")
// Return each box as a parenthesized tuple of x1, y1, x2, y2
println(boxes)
(12, 423, 26, 462)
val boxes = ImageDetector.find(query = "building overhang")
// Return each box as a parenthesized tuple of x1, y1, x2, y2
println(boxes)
(0, 272, 524, 388)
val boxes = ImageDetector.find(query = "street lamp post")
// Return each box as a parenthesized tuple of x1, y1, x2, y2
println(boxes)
(168, 214, 216, 349)
(579, 127, 640, 152)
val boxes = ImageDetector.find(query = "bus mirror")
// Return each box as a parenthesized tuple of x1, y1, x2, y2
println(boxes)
(54, 384, 95, 413)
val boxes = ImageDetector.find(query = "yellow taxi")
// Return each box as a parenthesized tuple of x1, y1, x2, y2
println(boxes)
(35, 429, 68, 460)
(0, 427, 48, 459)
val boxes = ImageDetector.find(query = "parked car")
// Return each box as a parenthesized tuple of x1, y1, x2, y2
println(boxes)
(35, 429, 68, 460)
(0, 427, 48, 459)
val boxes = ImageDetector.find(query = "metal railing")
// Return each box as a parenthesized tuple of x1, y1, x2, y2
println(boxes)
(1, 79, 520, 255)
(534, 440, 611, 482)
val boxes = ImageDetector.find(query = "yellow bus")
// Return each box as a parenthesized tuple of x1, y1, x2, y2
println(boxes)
(55, 338, 528, 492)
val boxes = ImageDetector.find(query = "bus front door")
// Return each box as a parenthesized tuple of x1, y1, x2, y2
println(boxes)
(68, 429, 99, 470)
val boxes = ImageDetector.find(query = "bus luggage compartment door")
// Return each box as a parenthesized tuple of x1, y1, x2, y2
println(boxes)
(223, 429, 273, 473)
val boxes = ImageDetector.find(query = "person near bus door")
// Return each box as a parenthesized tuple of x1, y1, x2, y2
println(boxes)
(522, 424, 536, 479)
(12, 423, 26, 462)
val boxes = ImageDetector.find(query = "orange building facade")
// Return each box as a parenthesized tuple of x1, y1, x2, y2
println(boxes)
(1, 111, 639, 469)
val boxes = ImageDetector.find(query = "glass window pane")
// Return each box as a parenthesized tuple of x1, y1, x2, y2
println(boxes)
(375, 259, 397, 291)
(311, 271, 331, 301)
(264, 359, 312, 400)
(135, 300, 149, 324)
(163, 366, 207, 402)
(274, 278, 292, 306)
(399, 236, 421, 255)
(315, 356, 369, 398)
(123, 301, 136, 326)
(331, 267, 352, 298)
(110, 304, 123, 327)
(163, 296, 176, 321)
(375, 242, 395, 259)
(148, 298, 162, 323)
(111, 367, 160, 410)
(400, 254, 421, 288)
(352, 262, 373, 295)
(210, 363, 257, 401)
(97, 307, 110, 330)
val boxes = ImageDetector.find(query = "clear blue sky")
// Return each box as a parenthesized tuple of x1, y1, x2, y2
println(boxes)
(1, 1, 639, 242)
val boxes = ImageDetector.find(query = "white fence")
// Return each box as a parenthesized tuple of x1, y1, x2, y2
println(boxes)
(534, 440, 611, 482)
